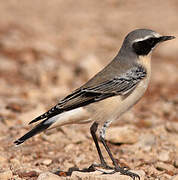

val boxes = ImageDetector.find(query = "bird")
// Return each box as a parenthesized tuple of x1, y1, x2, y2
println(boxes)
(14, 29, 175, 180)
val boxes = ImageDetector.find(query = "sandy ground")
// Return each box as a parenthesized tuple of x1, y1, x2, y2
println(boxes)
(0, 0, 178, 179)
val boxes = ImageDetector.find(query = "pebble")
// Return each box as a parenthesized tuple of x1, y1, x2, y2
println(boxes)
(0, 170, 13, 180)
(42, 159, 52, 165)
(155, 162, 174, 172)
(165, 122, 178, 133)
(71, 169, 145, 180)
(172, 174, 178, 180)
(106, 126, 139, 144)
(12, 175, 23, 180)
(174, 158, 178, 168)
(74, 154, 85, 164)
(157, 151, 170, 162)
(10, 158, 21, 167)
(37, 172, 64, 180)
(18, 170, 39, 178)
(161, 174, 172, 179)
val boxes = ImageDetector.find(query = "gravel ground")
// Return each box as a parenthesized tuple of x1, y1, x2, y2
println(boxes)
(0, 1, 178, 179)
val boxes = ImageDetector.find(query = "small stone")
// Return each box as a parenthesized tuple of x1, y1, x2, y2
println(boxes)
(37, 172, 63, 180)
(0, 170, 13, 180)
(169, 134, 178, 148)
(71, 170, 125, 180)
(71, 169, 145, 180)
(172, 174, 178, 180)
(74, 154, 85, 164)
(10, 158, 21, 167)
(165, 122, 178, 133)
(18, 170, 39, 178)
(64, 144, 75, 152)
(174, 159, 178, 168)
(12, 175, 22, 180)
(157, 151, 170, 162)
(161, 174, 172, 179)
(155, 162, 174, 172)
(42, 159, 52, 165)
(106, 126, 139, 144)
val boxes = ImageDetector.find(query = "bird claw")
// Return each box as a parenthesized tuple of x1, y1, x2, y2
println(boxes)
(118, 169, 140, 180)
(103, 166, 140, 180)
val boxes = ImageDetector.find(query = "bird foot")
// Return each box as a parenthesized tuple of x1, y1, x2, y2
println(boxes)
(103, 166, 140, 180)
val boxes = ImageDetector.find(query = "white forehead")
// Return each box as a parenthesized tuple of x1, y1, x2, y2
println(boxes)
(133, 32, 161, 43)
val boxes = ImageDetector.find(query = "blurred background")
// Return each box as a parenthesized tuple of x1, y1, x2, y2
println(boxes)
(0, 0, 177, 179)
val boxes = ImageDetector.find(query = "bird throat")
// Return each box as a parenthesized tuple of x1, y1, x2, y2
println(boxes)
(138, 54, 152, 76)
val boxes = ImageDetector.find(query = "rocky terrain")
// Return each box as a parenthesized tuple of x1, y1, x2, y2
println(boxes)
(0, 0, 178, 179)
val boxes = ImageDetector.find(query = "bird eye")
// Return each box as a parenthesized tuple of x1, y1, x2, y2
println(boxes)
(147, 38, 155, 46)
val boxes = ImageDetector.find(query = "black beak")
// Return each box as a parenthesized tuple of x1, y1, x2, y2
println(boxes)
(159, 35, 176, 42)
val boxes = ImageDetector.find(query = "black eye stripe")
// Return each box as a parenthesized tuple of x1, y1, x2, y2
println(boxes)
(132, 37, 160, 55)
(137, 37, 159, 46)
(145, 37, 161, 45)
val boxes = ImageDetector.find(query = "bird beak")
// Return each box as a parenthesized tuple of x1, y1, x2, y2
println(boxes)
(159, 35, 176, 42)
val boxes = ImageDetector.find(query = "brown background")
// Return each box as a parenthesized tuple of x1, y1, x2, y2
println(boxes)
(0, 0, 178, 179)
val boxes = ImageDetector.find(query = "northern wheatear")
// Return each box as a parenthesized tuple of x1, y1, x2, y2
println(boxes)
(14, 29, 175, 180)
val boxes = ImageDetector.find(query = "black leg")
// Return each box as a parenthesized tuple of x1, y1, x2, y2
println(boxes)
(100, 135, 140, 180)
(90, 122, 112, 169)
(100, 135, 118, 167)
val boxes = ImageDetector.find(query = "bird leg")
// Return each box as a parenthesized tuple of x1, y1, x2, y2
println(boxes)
(99, 124, 140, 180)
(89, 122, 112, 170)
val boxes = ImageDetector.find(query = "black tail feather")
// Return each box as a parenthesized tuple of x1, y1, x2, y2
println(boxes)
(29, 116, 45, 124)
(29, 106, 63, 125)
(14, 120, 52, 145)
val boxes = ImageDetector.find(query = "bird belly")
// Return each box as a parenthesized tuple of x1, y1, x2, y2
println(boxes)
(85, 76, 150, 124)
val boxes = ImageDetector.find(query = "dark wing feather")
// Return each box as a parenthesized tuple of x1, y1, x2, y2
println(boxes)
(29, 65, 146, 124)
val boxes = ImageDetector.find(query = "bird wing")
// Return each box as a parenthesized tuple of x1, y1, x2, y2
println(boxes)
(14, 65, 146, 145)
(29, 65, 146, 124)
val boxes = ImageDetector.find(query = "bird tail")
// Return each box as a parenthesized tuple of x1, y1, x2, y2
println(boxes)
(14, 119, 53, 145)
(14, 107, 90, 145)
